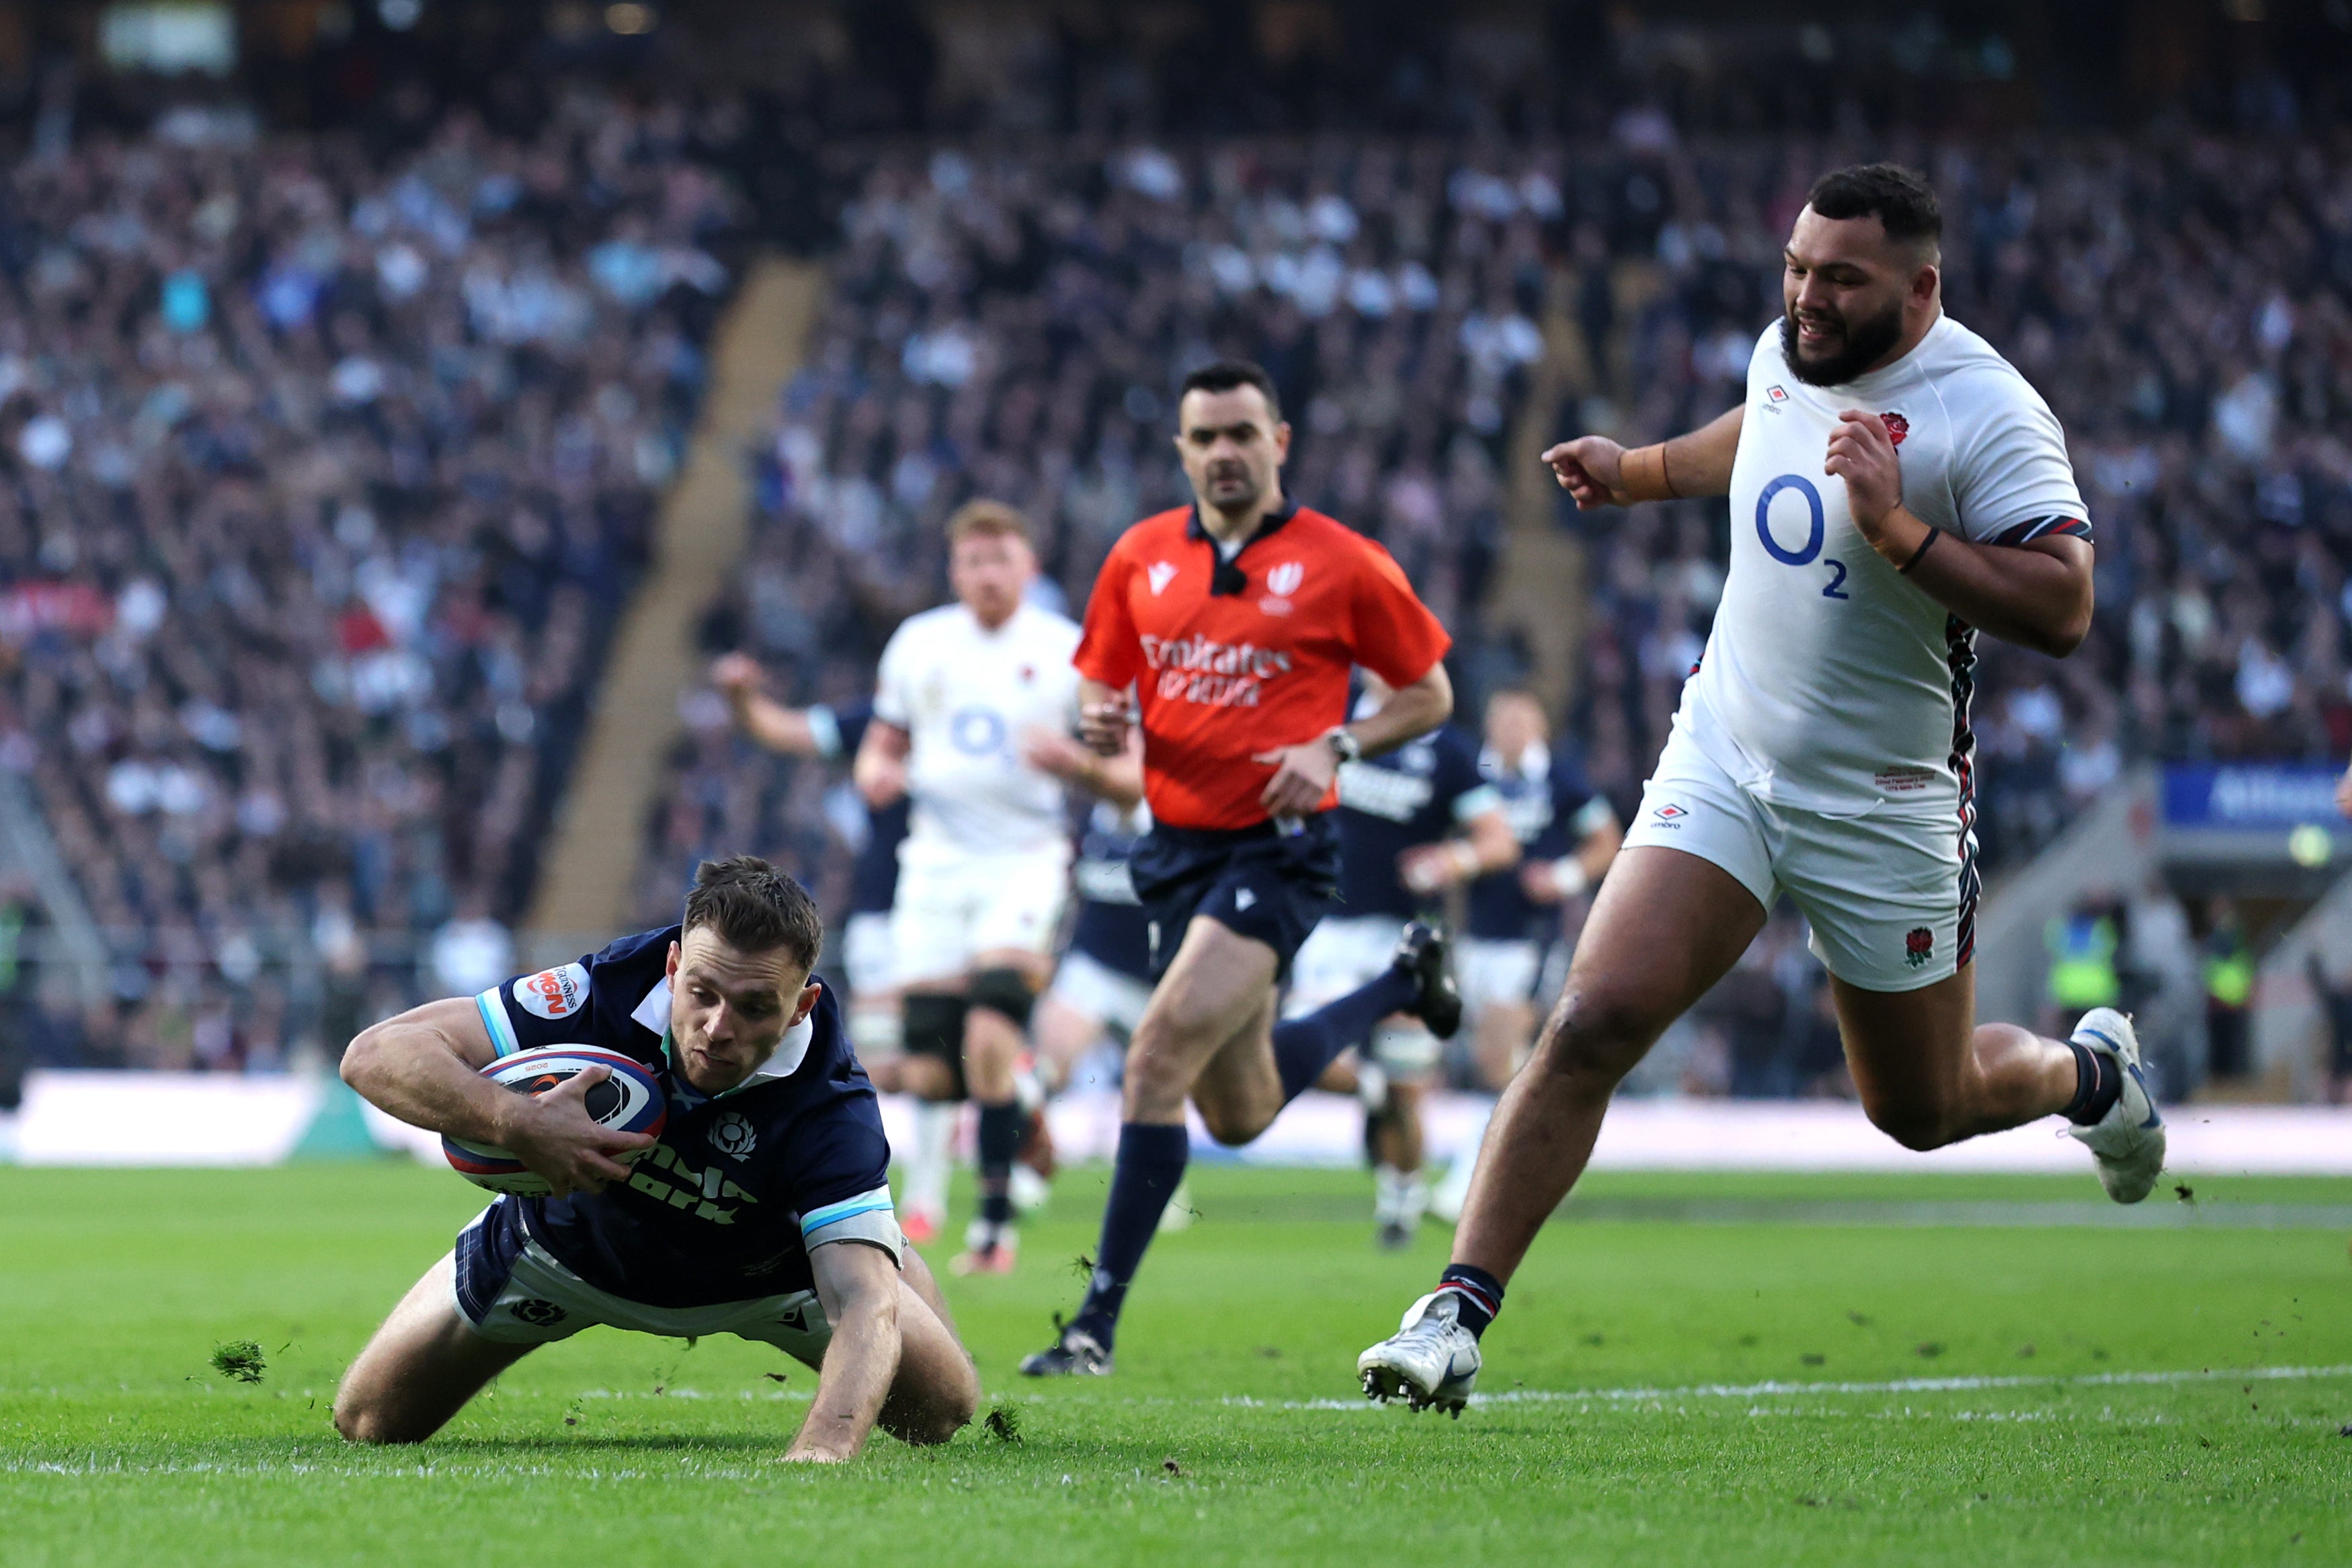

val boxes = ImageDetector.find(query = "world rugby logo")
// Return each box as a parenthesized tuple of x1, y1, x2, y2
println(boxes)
(709, 1111, 757, 1157)
(1265, 561, 1303, 596)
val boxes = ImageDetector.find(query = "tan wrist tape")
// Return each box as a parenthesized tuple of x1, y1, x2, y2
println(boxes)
(1619, 442, 1678, 502)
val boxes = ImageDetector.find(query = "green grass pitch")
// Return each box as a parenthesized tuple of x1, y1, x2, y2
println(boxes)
(4, 1159, 2351, 1566)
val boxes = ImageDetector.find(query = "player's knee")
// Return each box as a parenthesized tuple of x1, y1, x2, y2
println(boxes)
(1194, 1102, 1264, 1147)
(331, 1393, 413, 1446)
(1537, 987, 1656, 1083)
(1863, 1096, 1959, 1152)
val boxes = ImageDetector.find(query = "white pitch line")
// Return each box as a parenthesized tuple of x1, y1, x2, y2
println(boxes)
(1254, 1362, 2352, 1411)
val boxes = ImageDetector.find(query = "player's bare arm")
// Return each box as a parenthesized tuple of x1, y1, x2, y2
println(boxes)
(1255, 663, 1453, 818)
(711, 653, 827, 755)
(341, 999, 651, 1198)
(1400, 800, 1519, 895)
(1823, 406, 2093, 657)
(852, 718, 911, 807)
(1520, 811, 1624, 903)
(782, 1240, 903, 1463)
(1543, 405, 1745, 509)
(1023, 724, 1145, 809)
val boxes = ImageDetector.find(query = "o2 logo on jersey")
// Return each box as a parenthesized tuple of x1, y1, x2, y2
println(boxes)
(1756, 474, 1850, 601)
(948, 707, 1008, 756)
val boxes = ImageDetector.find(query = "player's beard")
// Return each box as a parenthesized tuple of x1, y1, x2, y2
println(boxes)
(1781, 297, 1905, 387)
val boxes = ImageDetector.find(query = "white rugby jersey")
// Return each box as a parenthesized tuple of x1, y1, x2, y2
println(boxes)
(1676, 314, 2088, 819)
(873, 600, 1083, 853)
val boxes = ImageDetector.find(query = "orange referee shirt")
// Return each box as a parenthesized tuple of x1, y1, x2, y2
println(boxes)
(1074, 501, 1451, 831)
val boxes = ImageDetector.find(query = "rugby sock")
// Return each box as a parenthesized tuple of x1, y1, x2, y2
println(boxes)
(1435, 1263, 1504, 1339)
(975, 1100, 1022, 1234)
(1272, 966, 1419, 1102)
(1071, 1121, 1189, 1348)
(2063, 1040, 2123, 1125)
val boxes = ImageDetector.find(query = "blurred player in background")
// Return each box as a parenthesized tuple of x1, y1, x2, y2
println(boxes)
(708, 659, 961, 1244)
(856, 501, 1084, 1277)
(1022, 360, 1460, 1376)
(1361, 164, 2160, 1414)
(1432, 688, 1622, 1225)
(1286, 673, 1515, 1247)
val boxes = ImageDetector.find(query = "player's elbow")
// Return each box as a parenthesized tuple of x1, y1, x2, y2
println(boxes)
(2029, 605, 2091, 659)
(338, 1025, 386, 1094)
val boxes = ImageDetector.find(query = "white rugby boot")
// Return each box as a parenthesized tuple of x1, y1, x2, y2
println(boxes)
(1358, 1290, 1481, 1415)
(2065, 1007, 2166, 1204)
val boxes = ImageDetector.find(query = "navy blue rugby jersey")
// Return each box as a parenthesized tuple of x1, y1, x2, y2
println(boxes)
(1465, 744, 1615, 942)
(813, 700, 906, 919)
(1067, 801, 1153, 980)
(1332, 720, 1498, 920)
(474, 926, 897, 1308)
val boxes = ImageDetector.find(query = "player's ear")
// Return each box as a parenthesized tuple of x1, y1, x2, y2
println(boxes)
(791, 980, 821, 1027)
(666, 940, 681, 981)
(1272, 420, 1292, 462)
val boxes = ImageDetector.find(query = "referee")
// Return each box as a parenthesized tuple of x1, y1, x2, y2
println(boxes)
(1022, 360, 1461, 1376)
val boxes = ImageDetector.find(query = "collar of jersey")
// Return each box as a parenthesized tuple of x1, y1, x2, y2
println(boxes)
(1187, 499, 1299, 595)
(658, 1016, 814, 1102)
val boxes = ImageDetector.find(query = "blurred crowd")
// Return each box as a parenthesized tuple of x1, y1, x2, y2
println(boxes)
(640, 137, 1552, 922)
(1568, 126, 2352, 866)
(0, 86, 734, 1068)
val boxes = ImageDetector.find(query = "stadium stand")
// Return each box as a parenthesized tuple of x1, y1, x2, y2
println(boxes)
(0, 87, 735, 1067)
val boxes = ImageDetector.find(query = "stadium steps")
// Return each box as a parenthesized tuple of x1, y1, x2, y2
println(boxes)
(1485, 264, 1600, 718)
(0, 768, 108, 1009)
(523, 257, 823, 952)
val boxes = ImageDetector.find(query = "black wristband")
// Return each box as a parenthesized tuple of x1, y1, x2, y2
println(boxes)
(1898, 526, 1942, 575)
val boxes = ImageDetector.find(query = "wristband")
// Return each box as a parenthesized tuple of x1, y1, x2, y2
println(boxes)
(1551, 857, 1591, 899)
(1898, 525, 1942, 575)
(1324, 727, 1364, 764)
(1619, 443, 1680, 503)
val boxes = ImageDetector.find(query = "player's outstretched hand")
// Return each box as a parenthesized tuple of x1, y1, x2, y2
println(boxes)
(502, 1065, 656, 1200)
(709, 651, 761, 702)
(1542, 436, 1631, 509)
(1824, 409, 1903, 536)
(1254, 740, 1338, 817)
(1078, 694, 1132, 757)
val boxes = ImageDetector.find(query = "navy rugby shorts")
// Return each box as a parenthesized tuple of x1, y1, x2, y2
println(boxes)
(1128, 813, 1340, 981)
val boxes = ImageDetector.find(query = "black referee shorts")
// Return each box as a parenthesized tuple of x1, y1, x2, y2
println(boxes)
(1128, 813, 1340, 981)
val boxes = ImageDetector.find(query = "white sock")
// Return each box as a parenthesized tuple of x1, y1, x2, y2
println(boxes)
(906, 1100, 955, 1219)
(1431, 1096, 1496, 1221)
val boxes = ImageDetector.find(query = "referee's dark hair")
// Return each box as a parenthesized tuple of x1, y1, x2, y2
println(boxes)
(683, 856, 824, 972)
(1179, 359, 1282, 421)
(1807, 163, 1941, 253)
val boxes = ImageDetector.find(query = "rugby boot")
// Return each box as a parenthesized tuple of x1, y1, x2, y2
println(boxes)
(2066, 1007, 2166, 1204)
(1019, 1319, 1114, 1377)
(1391, 922, 1463, 1040)
(1358, 1290, 1479, 1415)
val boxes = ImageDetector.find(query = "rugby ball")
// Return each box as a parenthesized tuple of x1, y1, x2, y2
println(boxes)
(443, 1046, 667, 1196)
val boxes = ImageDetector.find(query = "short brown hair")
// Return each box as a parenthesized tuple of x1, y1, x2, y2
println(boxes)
(946, 499, 1030, 548)
(682, 856, 824, 972)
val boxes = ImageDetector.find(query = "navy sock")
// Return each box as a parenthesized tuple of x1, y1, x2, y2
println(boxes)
(1272, 965, 1418, 1102)
(975, 1101, 1022, 1230)
(1071, 1122, 1189, 1348)
(2063, 1040, 2121, 1125)
(1436, 1264, 1505, 1338)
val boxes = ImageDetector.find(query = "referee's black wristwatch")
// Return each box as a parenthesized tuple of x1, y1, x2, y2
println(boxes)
(1323, 727, 1364, 765)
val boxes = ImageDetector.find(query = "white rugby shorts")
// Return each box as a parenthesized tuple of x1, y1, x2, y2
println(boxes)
(889, 840, 1070, 986)
(452, 1215, 836, 1364)
(841, 911, 897, 996)
(1457, 937, 1543, 1016)
(1283, 915, 1438, 1073)
(1621, 725, 1976, 993)
(1045, 949, 1153, 1038)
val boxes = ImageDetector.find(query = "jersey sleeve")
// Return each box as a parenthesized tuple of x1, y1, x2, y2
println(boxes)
(780, 1093, 900, 1263)
(1347, 539, 1452, 689)
(870, 624, 916, 728)
(1073, 541, 1141, 688)
(1439, 731, 1502, 823)
(1949, 374, 2091, 546)
(475, 929, 670, 1060)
